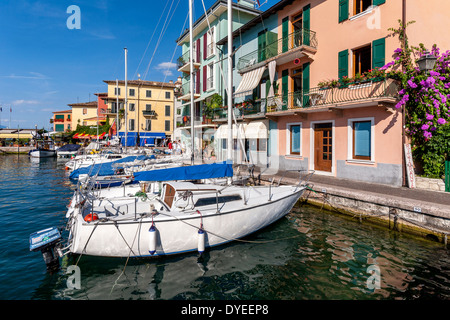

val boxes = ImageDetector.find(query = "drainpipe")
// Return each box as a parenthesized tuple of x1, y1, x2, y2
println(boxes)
(401, 0, 407, 187)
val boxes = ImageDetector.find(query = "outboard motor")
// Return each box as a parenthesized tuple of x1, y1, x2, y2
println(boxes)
(29, 227, 63, 272)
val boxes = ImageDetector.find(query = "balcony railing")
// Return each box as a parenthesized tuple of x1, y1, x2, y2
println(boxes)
(211, 79, 398, 118)
(212, 101, 266, 121)
(237, 29, 318, 71)
(265, 79, 399, 113)
(178, 81, 201, 100)
(143, 109, 157, 117)
(177, 51, 200, 70)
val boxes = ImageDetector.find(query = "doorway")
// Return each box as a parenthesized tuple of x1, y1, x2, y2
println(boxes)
(313, 123, 333, 172)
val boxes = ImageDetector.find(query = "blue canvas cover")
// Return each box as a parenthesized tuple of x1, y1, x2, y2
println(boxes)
(134, 162, 233, 182)
(69, 155, 150, 179)
(58, 144, 81, 152)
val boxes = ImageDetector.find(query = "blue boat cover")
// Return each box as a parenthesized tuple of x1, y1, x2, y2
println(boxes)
(58, 144, 81, 152)
(134, 162, 233, 182)
(69, 155, 150, 179)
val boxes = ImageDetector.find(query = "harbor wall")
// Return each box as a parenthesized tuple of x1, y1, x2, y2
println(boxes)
(0, 147, 33, 154)
(299, 182, 450, 245)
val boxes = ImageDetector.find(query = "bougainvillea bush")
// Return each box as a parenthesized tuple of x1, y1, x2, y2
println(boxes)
(382, 21, 450, 178)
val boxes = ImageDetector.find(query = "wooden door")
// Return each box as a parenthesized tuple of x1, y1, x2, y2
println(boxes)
(314, 123, 332, 172)
(164, 184, 176, 208)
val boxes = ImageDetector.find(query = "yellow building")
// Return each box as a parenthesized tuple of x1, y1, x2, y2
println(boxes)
(103, 80, 177, 142)
(68, 101, 98, 129)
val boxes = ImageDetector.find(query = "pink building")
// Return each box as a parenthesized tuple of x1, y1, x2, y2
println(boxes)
(257, 0, 450, 186)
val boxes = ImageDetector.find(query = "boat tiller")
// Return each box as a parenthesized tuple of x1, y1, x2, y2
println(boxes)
(29, 227, 62, 272)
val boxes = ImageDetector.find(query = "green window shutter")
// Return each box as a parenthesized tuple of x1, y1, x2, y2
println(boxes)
(282, 17, 289, 53)
(373, 0, 386, 6)
(372, 38, 386, 69)
(282, 69, 289, 110)
(258, 29, 267, 62)
(303, 4, 311, 46)
(55, 124, 65, 132)
(302, 62, 310, 107)
(339, 0, 349, 23)
(338, 49, 349, 79)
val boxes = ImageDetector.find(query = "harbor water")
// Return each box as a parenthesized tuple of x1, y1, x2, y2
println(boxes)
(0, 155, 449, 300)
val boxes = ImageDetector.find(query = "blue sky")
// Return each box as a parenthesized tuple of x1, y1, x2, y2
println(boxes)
(0, 0, 279, 130)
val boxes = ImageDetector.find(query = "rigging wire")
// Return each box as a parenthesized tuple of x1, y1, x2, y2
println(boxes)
(143, 0, 181, 80)
(133, 0, 172, 80)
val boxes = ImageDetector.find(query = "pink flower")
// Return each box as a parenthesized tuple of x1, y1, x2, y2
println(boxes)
(421, 124, 430, 130)
(423, 131, 433, 139)
(426, 114, 434, 120)
(437, 118, 446, 125)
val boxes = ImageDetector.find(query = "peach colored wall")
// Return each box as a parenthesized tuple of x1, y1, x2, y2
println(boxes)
(277, 106, 403, 169)
(406, 0, 450, 52)
(276, 0, 406, 90)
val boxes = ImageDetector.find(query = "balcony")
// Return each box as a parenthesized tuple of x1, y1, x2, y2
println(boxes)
(106, 108, 118, 114)
(178, 81, 201, 101)
(177, 51, 201, 73)
(237, 29, 318, 73)
(212, 101, 266, 122)
(265, 78, 399, 115)
(143, 109, 157, 117)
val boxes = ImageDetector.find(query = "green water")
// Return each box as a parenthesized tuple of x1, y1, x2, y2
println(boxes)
(1, 155, 449, 301)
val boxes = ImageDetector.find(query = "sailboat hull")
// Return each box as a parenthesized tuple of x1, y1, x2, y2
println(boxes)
(68, 185, 304, 258)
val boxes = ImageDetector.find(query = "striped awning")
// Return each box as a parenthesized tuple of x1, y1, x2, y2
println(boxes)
(234, 66, 266, 98)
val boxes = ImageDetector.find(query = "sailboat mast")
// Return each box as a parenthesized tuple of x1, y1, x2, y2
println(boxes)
(227, 0, 233, 162)
(124, 47, 128, 153)
(189, 0, 195, 165)
(116, 79, 119, 142)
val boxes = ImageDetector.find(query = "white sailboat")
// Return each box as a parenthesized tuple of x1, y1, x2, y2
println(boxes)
(67, 176, 308, 257)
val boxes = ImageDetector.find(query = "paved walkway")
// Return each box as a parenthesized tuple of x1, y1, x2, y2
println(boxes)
(258, 170, 450, 209)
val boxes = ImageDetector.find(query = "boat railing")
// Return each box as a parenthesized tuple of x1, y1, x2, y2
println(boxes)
(276, 169, 315, 189)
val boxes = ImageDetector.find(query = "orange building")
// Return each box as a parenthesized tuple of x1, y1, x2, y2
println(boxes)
(51, 110, 72, 133)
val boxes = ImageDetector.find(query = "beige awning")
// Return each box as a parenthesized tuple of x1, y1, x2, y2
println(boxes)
(234, 66, 266, 98)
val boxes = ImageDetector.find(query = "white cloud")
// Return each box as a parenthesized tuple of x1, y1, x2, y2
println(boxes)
(156, 62, 177, 70)
(2, 72, 49, 80)
(12, 100, 40, 105)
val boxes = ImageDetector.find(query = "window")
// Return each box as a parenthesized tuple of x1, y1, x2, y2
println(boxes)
(165, 91, 171, 99)
(129, 103, 135, 112)
(129, 88, 135, 96)
(206, 27, 215, 57)
(287, 123, 301, 155)
(146, 90, 152, 98)
(145, 119, 151, 131)
(55, 124, 64, 132)
(83, 108, 87, 115)
(165, 105, 171, 117)
(115, 88, 121, 96)
(207, 63, 214, 91)
(354, 0, 372, 15)
(165, 120, 171, 132)
(145, 104, 152, 111)
(348, 118, 373, 161)
(353, 44, 371, 76)
(129, 119, 135, 131)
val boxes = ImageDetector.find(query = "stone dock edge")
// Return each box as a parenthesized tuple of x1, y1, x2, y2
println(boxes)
(262, 175, 450, 246)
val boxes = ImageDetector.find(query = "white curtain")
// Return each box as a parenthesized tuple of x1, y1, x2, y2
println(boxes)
(267, 60, 276, 98)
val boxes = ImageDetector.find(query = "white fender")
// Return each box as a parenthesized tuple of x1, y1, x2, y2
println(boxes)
(198, 228, 205, 255)
(149, 225, 157, 255)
